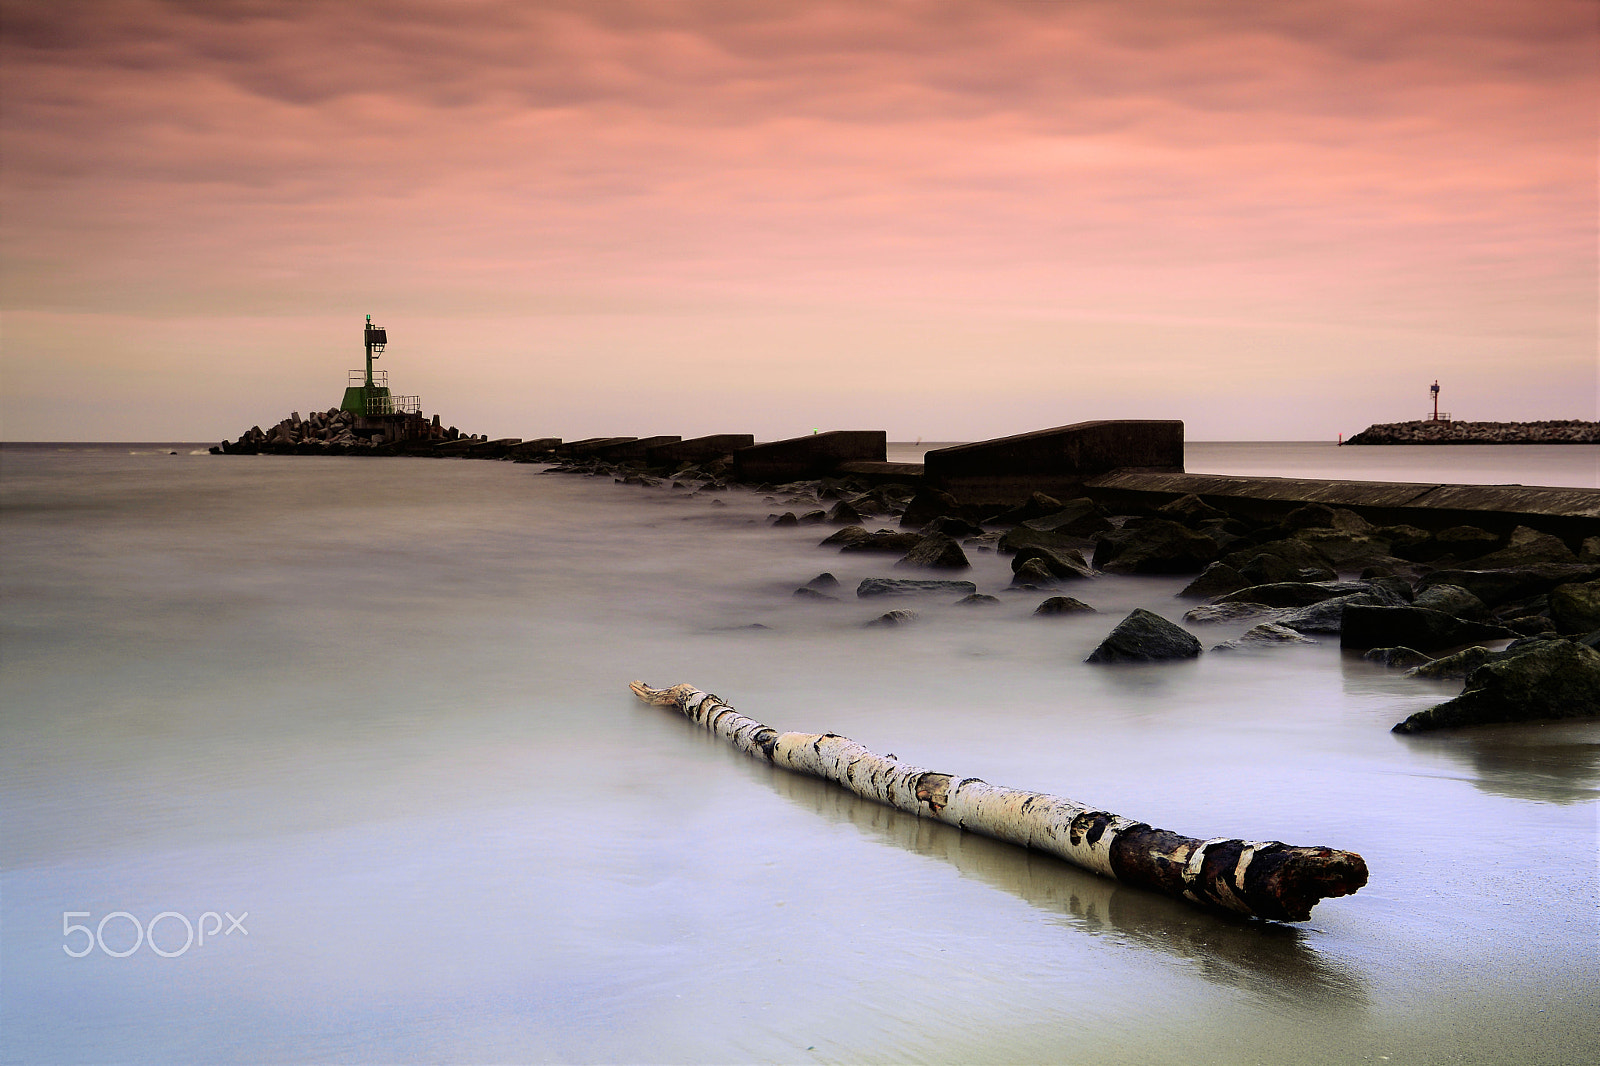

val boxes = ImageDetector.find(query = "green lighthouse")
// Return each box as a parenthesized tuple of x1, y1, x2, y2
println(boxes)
(340, 315, 396, 416)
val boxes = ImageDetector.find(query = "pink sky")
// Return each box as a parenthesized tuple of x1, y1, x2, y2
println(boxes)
(3, 0, 1595, 442)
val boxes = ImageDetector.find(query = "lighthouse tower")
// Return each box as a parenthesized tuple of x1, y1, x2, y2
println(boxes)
(339, 315, 424, 442)
(1428, 381, 1451, 423)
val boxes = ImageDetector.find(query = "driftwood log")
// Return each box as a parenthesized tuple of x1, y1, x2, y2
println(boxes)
(630, 681, 1368, 922)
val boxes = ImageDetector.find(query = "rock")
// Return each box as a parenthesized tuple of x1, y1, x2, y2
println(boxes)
(1290, 529, 1403, 571)
(1468, 526, 1577, 569)
(1092, 519, 1220, 574)
(1404, 646, 1490, 680)
(1178, 561, 1248, 599)
(919, 515, 985, 539)
(989, 492, 1065, 525)
(1376, 524, 1435, 560)
(1580, 536, 1600, 563)
(1549, 579, 1600, 634)
(865, 610, 919, 627)
(1222, 538, 1335, 575)
(998, 525, 1086, 555)
(1085, 609, 1202, 663)
(1364, 647, 1433, 669)
(1338, 605, 1517, 651)
(792, 586, 839, 601)
(1502, 615, 1558, 636)
(1410, 584, 1489, 620)
(1279, 503, 1340, 531)
(857, 578, 977, 598)
(838, 530, 925, 554)
(1011, 544, 1093, 580)
(1392, 638, 1600, 732)
(896, 533, 971, 570)
(1020, 498, 1113, 536)
(771, 512, 799, 527)
(1009, 558, 1060, 588)
(1211, 622, 1318, 651)
(1275, 590, 1406, 634)
(1431, 525, 1501, 561)
(899, 488, 967, 529)
(1182, 602, 1286, 625)
(954, 593, 1001, 607)
(797, 510, 828, 524)
(1034, 596, 1096, 615)
(826, 499, 863, 525)
(819, 526, 875, 548)
(1215, 581, 1379, 609)
(804, 573, 840, 590)
(1236, 552, 1306, 586)
(1415, 563, 1600, 607)
(1157, 494, 1227, 526)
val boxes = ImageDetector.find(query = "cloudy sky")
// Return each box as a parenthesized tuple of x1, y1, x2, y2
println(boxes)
(3, 0, 1595, 442)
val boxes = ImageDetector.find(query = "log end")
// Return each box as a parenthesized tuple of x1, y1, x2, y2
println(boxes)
(1254, 846, 1369, 922)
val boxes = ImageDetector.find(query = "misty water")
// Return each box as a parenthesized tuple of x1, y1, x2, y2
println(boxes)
(2, 442, 1596, 1064)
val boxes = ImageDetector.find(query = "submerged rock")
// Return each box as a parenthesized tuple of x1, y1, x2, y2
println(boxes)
(1182, 602, 1285, 625)
(896, 532, 971, 570)
(864, 610, 919, 627)
(1178, 561, 1248, 599)
(1392, 638, 1600, 732)
(1034, 596, 1096, 616)
(792, 586, 839, 601)
(1009, 558, 1060, 588)
(1364, 647, 1433, 669)
(1404, 646, 1490, 680)
(954, 593, 1001, 607)
(1092, 520, 1220, 574)
(1085, 609, 1202, 663)
(1211, 622, 1318, 651)
(857, 578, 977, 598)
(839, 530, 925, 554)
(1011, 544, 1093, 580)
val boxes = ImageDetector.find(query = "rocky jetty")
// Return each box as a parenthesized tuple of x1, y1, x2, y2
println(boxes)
(212, 409, 484, 455)
(1344, 419, 1598, 445)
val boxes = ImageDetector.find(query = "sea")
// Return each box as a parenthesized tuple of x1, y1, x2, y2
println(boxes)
(2, 441, 1596, 1065)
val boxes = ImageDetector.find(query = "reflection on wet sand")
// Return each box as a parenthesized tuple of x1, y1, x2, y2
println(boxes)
(1395, 722, 1600, 806)
(756, 759, 1369, 1012)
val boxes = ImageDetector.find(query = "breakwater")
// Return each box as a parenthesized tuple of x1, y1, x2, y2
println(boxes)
(1345, 419, 1598, 445)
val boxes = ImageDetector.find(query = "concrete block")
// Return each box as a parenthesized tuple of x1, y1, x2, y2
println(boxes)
(733, 431, 887, 482)
(646, 434, 756, 466)
(924, 420, 1184, 506)
(589, 436, 682, 462)
(508, 438, 561, 458)
(556, 436, 637, 458)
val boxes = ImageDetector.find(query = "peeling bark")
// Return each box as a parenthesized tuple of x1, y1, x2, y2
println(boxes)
(630, 681, 1368, 922)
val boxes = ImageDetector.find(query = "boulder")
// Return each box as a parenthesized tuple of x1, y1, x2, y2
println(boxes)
(1415, 563, 1600, 607)
(1182, 602, 1285, 625)
(998, 525, 1086, 555)
(1236, 552, 1308, 586)
(1215, 581, 1378, 609)
(792, 586, 839, 601)
(1290, 529, 1403, 571)
(1009, 558, 1060, 588)
(899, 487, 969, 529)
(1404, 645, 1490, 680)
(1178, 561, 1248, 600)
(1338, 605, 1517, 651)
(1364, 647, 1432, 669)
(1222, 538, 1335, 575)
(1085, 609, 1202, 663)
(1580, 536, 1600, 563)
(820, 526, 876, 548)
(797, 510, 828, 524)
(1210, 622, 1318, 651)
(1466, 525, 1576, 569)
(804, 572, 840, 590)
(1011, 544, 1094, 580)
(954, 593, 1001, 607)
(1431, 525, 1501, 561)
(865, 610, 919, 627)
(839, 530, 926, 554)
(1392, 638, 1600, 732)
(1549, 579, 1600, 634)
(857, 578, 977, 598)
(896, 533, 971, 570)
(826, 499, 863, 525)
(919, 515, 985, 539)
(1410, 583, 1489, 620)
(1020, 498, 1113, 537)
(1092, 520, 1220, 574)
(1275, 590, 1407, 635)
(1156, 494, 1227, 526)
(988, 492, 1065, 525)
(1034, 596, 1096, 616)
(1376, 524, 1435, 560)
(771, 512, 799, 527)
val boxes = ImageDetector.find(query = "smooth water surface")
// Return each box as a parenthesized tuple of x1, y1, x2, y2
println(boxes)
(2, 444, 1596, 1064)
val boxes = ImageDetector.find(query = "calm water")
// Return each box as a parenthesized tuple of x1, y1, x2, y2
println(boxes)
(2, 443, 1596, 1064)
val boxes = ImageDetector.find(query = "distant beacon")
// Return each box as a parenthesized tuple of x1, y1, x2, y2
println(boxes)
(1428, 380, 1451, 423)
(338, 315, 428, 444)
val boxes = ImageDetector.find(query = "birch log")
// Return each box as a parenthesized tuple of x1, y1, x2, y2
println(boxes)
(630, 681, 1367, 922)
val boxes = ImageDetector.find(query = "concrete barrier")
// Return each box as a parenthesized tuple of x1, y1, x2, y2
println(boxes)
(1084, 470, 1600, 541)
(508, 437, 561, 458)
(646, 434, 756, 466)
(557, 436, 637, 458)
(467, 437, 522, 458)
(924, 420, 1183, 505)
(589, 435, 682, 462)
(732, 431, 887, 482)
